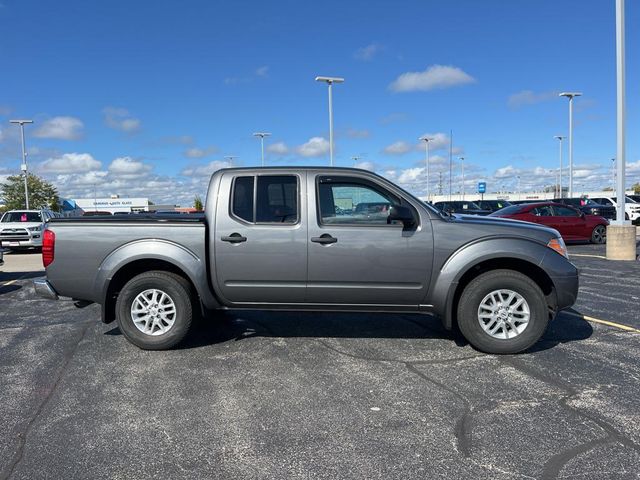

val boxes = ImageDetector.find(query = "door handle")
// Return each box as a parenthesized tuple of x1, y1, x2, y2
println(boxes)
(221, 233, 247, 243)
(311, 234, 337, 245)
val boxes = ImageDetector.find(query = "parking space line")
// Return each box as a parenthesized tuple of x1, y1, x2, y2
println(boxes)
(0, 273, 28, 288)
(570, 254, 607, 259)
(565, 311, 640, 333)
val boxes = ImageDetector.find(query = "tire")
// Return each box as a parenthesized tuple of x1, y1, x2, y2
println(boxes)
(115, 271, 194, 350)
(457, 269, 549, 354)
(590, 225, 607, 244)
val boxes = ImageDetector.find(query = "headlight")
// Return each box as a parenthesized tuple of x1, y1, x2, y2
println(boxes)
(547, 237, 568, 258)
(27, 226, 41, 232)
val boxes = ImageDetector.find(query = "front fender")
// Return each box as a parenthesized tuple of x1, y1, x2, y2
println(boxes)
(94, 239, 220, 310)
(429, 236, 556, 329)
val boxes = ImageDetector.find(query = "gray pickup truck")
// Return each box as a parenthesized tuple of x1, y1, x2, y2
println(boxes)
(34, 167, 578, 354)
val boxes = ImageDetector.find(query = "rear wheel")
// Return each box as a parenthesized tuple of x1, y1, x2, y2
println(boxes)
(116, 271, 193, 350)
(590, 225, 606, 244)
(457, 270, 549, 354)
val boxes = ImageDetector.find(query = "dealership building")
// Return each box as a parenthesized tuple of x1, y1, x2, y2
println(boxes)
(69, 196, 150, 214)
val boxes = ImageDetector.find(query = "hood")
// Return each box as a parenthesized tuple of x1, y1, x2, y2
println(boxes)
(0, 221, 43, 229)
(452, 213, 559, 238)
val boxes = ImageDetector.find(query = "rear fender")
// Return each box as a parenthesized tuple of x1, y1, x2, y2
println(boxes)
(95, 239, 220, 312)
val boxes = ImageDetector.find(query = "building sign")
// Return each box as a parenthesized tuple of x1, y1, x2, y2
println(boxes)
(73, 197, 149, 213)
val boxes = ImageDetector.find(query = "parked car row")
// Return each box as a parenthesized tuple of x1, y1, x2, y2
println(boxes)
(431, 197, 614, 244)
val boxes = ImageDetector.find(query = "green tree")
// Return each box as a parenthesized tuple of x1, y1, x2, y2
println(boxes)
(633, 183, 640, 194)
(193, 194, 204, 211)
(0, 174, 61, 211)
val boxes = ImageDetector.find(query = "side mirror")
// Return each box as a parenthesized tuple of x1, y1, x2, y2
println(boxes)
(388, 205, 415, 227)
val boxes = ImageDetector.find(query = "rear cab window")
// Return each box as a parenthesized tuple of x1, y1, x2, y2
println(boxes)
(231, 175, 299, 224)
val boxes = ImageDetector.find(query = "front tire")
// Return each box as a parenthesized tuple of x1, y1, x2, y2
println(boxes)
(116, 271, 193, 350)
(457, 270, 549, 354)
(590, 225, 606, 244)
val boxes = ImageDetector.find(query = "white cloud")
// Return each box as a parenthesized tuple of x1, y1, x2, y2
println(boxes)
(494, 165, 520, 179)
(389, 65, 475, 93)
(354, 43, 382, 61)
(103, 107, 141, 133)
(296, 137, 330, 158)
(57, 170, 109, 186)
(266, 142, 290, 155)
(34, 116, 84, 140)
(354, 161, 375, 171)
(508, 90, 557, 108)
(184, 147, 218, 159)
(383, 141, 412, 155)
(256, 66, 269, 77)
(39, 153, 101, 173)
(108, 156, 153, 178)
(398, 167, 425, 184)
(181, 160, 231, 177)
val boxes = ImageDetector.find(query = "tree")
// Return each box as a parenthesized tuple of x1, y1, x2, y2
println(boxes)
(193, 195, 204, 211)
(633, 183, 640, 194)
(0, 174, 61, 211)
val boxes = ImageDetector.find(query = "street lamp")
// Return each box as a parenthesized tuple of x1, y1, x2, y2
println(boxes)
(516, 175, 521, 199)
(419, 136, 432, 201)
(559, 92, 582, 198)
(351, 155, 361, 166)
(554, 135, 566, 198)
(315, 76, 344, 166)
(611, 158, 616, 190)
(9, 119, 34, 209)
(459, 157, 465, 200)
(252, 132, 271, 167)
(224, 155, 237, 166)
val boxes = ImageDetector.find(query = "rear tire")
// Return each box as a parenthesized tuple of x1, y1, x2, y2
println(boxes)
(590, 225, 606, 244)
(457, 270, 549, 354)
(116, 271, 193, 350)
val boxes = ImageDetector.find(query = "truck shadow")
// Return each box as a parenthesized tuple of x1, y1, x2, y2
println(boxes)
(170, 309, 593, 353)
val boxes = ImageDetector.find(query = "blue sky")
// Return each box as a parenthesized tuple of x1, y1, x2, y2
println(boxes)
(1, 0, 639, 205)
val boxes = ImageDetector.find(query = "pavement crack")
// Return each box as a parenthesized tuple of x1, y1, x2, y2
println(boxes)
(0, 322, 91, 480)
(500, 356, 640, 479)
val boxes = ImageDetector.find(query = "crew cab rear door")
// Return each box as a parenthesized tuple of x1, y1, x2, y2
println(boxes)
(213, 171, 307, 304)
(306, 173, 433, 308)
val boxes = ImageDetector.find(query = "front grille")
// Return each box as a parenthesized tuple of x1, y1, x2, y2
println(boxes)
(0, 228, 29, 237)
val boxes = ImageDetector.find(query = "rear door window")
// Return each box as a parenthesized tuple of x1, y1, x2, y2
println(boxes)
(231, 175, 299, 224)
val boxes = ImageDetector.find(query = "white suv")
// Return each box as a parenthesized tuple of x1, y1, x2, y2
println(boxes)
(0, 209, 60, 250)
(591, 197, 640, 224)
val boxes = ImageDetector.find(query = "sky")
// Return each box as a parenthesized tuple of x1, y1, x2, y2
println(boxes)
(1, 0, 639, 206)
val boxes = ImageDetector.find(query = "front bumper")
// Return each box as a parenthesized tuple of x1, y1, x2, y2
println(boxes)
(0, 235, 42, 248)
(33, 277, 59, 300)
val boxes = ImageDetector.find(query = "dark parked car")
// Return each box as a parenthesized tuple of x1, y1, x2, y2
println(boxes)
(433, 201, 491, 216)
(552, 198, 616, 220)
(627, 194, 640, 203)
(491, 202, 609, 244)
(476, 200, 513, 213)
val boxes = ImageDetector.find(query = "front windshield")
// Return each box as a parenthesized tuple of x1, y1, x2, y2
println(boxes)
(1, 211, 42, 223)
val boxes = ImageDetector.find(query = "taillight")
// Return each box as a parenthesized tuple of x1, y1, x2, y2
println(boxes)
(42, 229, 55, 267)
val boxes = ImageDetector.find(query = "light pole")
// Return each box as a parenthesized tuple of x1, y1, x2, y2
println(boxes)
(611, 158, 616, 190)
(419, 136, 432, 201)
(516, 175, 521, 199)
(224, 155, 237, 166)
(459, 157, 465, 199)
(559, 92, 582, 198)
(315, 76, 344, 166)
(554, 135, 566, 198)
(253, 132, 271, 167)
(9, 119, 34, 209)
(351, 155, 361, 166)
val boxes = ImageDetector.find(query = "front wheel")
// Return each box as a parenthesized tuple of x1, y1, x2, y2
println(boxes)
(115, 271, 194, 350)
(590, 225, 606, 244)
(457, 270, 549, 354)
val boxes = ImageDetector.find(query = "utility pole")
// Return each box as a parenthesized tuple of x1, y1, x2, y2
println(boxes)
(459, 157, 465, 200)
(559, 92, 582, 197)
(315, 76, 344, 166)
(9, 119, 34, 209)
(554, 135, 566, 198)
(419, 136, 432, 201)
(448, 130, 453, 201)
(253, 132, 271, 167)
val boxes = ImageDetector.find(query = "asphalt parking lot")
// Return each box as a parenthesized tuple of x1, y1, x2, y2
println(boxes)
(1, 245, 639, 480)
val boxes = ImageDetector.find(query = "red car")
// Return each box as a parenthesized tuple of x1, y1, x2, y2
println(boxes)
(490, 202, 609, 244)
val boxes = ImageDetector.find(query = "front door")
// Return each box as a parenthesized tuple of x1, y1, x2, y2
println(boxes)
(214, 172, 307, 304)
(306, 174, 433, 307)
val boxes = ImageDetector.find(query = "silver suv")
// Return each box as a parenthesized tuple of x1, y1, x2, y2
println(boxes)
(0, 209, 60, 250)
